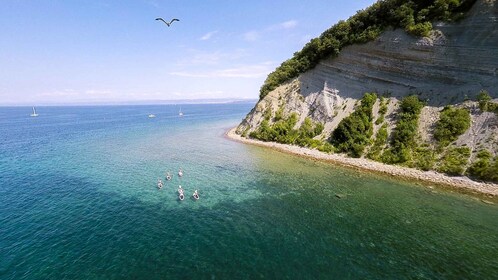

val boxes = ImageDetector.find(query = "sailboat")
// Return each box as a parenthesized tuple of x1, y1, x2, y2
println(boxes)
(30, 107, 39, 117)
(178, 107, 183, 117)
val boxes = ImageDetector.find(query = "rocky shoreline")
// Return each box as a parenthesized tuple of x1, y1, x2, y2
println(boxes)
(226, 128, 498, 200)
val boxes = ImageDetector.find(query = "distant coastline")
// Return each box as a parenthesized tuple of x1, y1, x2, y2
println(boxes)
(226, 128, 498, 199)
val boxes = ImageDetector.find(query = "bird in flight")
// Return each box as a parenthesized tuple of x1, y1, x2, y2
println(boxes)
(155, 18, 179, 27)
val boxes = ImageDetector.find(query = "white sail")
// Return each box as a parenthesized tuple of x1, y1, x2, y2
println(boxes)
(30, 107, 39, 117)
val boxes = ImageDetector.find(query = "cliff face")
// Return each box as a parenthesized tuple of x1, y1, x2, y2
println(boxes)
(299, 0, 498, 107)
(237, 0, 498, 170)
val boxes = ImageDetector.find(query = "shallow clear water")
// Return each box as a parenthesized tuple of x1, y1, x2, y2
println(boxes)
(0, 104, 497, 279)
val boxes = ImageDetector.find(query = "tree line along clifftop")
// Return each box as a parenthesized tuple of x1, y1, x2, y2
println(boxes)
(259, 0, 478, 99)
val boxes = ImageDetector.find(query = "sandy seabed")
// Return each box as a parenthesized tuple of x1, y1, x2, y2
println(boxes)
(226, 128, 498, 200)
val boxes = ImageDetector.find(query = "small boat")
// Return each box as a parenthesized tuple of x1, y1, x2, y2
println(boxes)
(165, 172, 172, 181)
(157, 179, 163, 189)
(178, 107, 183, 117)
(30, 107, 39, 117)
(178, 186, 184, 200)
(178, 169, 183, 177)
(192, 190, 199, 200)
(148, 114, 156, 118)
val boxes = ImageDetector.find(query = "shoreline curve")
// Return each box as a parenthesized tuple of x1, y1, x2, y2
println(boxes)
(225, 127, 498, 200)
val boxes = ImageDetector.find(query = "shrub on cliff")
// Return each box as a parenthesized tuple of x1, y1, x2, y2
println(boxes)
(381, 95, 425, 164)
(467, 150, 498, 182)
(437, 146, 471, 175)
(330, 93, 377, 157)
(250, 113, 330, 151)
(434, 106, 471, 147)
(406, 21, 433, 37)
(467, 149, 492, 179)
(488, 157, 498, 182)
(477, 90, 492, 111)
(367, 123, 389, 161)
(408, 144, 436, 171)
(477, 90, 498, 114)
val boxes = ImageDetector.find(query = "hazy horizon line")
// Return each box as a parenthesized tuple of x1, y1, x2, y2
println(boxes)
(0, 97, 258, 107)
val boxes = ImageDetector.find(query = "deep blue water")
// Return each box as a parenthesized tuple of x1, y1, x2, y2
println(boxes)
(0, 104, 497, 279)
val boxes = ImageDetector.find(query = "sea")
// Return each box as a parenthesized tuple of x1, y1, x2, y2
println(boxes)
(0, 103, 497, 279)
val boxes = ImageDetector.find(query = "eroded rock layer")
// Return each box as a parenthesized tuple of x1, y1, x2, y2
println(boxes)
(238, 0, 498, 138)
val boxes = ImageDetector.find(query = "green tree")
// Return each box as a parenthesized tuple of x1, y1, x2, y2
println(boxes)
(477, 90, 492, 111)
(467, 150, 492, 179)
(330, 93, 377, 157)
(434, 106, 471, 146)
(437, 146, 471, 175)
(381, 95, 425, 164)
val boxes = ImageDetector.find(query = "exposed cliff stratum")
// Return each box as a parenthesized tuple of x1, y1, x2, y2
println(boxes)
(236, 0, 498, 184)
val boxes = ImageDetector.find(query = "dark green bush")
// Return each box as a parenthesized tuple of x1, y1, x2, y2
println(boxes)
(466, 150, 498, 182)
(399, 95, 424, 115)
(477, 90, 492, 111)
(317, 142, 335, 153)
(274, 106, 284, 121)
(488, 157, 498, 182)
(408, 145, 435, 171)
(467, 149, 492, 179)
(263, 106, 272, 121)
(330, 93, 377, 157)
(250, 114, 330, 151)
(434, 106, 471, 146)
(477, 90, 498, 114)
(406, 21, 433, 37)
(375, 98, 389, 125)
(375, 115, 385, 125)
(379, 99, 388, 115)
(381, 95, 425, 164)
(367, 123, 389, 161)
(437, 146, 471, 175)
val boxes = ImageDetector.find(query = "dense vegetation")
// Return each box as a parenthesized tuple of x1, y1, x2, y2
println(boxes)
(408, 144, 436, 171)
(437, 146, 471, 175)
(381, 95, 425, 164)
(477, 90, 498, 114)
(259, 0, 477, 99)
(246, 89, 497, 183)
(375, 97, 389, 125)
(434, 106, 471, 147)
(330, 93, 377, 157)
(367, 123, 389, 161)
(467, 150, 498, 182)
(249, 107, 333, 152)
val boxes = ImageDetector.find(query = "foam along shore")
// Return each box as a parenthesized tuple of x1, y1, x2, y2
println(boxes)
(226, 128, 498, 198)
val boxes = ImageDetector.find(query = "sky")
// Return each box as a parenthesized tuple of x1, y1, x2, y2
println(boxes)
(0, 0, 377, 105)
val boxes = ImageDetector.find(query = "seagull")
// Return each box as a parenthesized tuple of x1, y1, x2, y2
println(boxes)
(155, 18, 179, 27)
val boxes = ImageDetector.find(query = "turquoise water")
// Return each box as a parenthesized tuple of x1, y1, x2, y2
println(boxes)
(0, 104, 497, 279)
